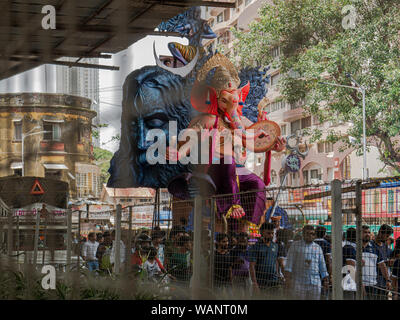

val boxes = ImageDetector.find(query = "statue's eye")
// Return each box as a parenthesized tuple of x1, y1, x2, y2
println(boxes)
(146, 118, 166, 128)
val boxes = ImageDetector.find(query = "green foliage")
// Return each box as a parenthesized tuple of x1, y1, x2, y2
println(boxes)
(0, 257, 170, 300)
(94, 147, 113, 185)
(92, 123, 108, 140)
(233, 0, 400, 172)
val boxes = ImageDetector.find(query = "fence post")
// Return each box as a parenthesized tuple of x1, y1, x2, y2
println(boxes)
(66, 208, 72, 272)
(355, 180, 363, 300)
(125, 205, 133, 272)
(115, 204, 122, 274)
(7, 209, 13, 257)
(191, 195, 203, 299)
(16, 216, 20, 260)
(77, 210, 81, 270)
(33, 209, 40, 268)
(209, 197, 215, 291)
(331, 179, 343, 300)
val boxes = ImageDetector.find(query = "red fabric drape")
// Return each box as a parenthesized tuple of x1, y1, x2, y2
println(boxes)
(264, 150, 272, 186)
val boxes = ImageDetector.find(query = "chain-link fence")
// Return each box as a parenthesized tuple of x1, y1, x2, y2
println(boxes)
(1, 177, 400, 300)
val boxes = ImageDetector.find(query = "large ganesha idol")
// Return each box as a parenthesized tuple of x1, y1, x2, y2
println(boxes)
(167, 53, 285, 237)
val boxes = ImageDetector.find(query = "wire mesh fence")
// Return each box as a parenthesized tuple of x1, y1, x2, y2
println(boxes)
(1, 177, 400, 300)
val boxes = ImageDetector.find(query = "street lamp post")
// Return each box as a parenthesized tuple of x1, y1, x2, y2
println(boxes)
(22, 127, 50, 177)
(320, 75, 368, 180)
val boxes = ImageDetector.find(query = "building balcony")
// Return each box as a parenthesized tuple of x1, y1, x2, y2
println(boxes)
(213, 20, 232, 33)
(210, 7, 225, 16)
(237, 0, 266, 31)
(282, 107, 305, 122)
(40, 141, 65, 152)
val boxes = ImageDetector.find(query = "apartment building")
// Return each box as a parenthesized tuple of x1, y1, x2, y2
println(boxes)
(202, 0, 264, 56)
(203, 1, 393, 186)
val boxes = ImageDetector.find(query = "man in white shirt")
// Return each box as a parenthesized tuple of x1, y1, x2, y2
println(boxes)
(81, 232, 99, 271)
(285, 225, 329, 300)
(110, 230, 126, 270)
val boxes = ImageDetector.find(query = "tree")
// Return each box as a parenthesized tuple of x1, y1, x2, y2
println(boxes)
(93, 147, 113, 185)
(233, 0, 400, 173)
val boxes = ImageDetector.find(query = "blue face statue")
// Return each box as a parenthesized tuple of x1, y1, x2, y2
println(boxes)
(107, 66, 193, 189)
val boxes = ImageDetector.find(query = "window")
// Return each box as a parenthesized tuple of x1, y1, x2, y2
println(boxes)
(92, 173, 99, 197)
(269, 100, 286, 113)
(77, 173, 88, 188)
(317, 141, 333, 153)
(224, 9, 230, 21)
(270, 46, 280, 58)
(291, 119, 301, 134)
(310, 169, 320, 180)
(217, 13, 223, 23)
(217, 31, 230, 45)
(325, 141, 334, 153)
(13, 169, 22, 176)
(303, 170, 309, 185)
(301, 116, 311, 129)
(317, 142, 324, 153)
(290, 172, 300, 187)
(270, 73, 282, 86)
(43, 123, 61, 141)
(231, 7, 236, 18)
(245, 0, 253, 5)
(14, 121, 22, 141)
(281, 124, 287, 136)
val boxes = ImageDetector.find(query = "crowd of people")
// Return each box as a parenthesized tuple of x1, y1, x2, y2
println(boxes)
(78, 221, 400, 300)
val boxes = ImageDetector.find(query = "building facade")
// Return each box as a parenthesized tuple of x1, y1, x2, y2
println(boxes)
(0, 93, 100, 199)
(0, 61, 101, 147)
(100, 186, 156, 206)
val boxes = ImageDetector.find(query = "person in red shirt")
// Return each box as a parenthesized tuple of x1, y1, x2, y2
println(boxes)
(131, 233, 168, 277)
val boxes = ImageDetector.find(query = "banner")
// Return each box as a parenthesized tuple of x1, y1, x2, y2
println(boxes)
(362, 187, 400, 218)
(388, 189, 395, 214)
(381, 189, 387, 216)
(303, 187, 323, 203)
(13, 203, 66, 218)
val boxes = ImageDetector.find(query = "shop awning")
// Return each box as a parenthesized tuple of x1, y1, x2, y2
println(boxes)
(42, 119, 65, 123)
(43, 163, 68, 170)
(10, 162, 22, 169)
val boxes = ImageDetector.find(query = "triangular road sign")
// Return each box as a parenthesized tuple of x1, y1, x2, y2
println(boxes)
(30, 179, 45, 195)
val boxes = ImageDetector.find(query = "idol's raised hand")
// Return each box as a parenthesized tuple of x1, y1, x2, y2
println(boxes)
(272, 136, 286, 152)
(257, 110, 269, 122)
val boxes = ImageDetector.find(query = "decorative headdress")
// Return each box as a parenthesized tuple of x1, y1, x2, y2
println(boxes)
(196, 53, 241, 97)
(191, 53, 250, 116)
